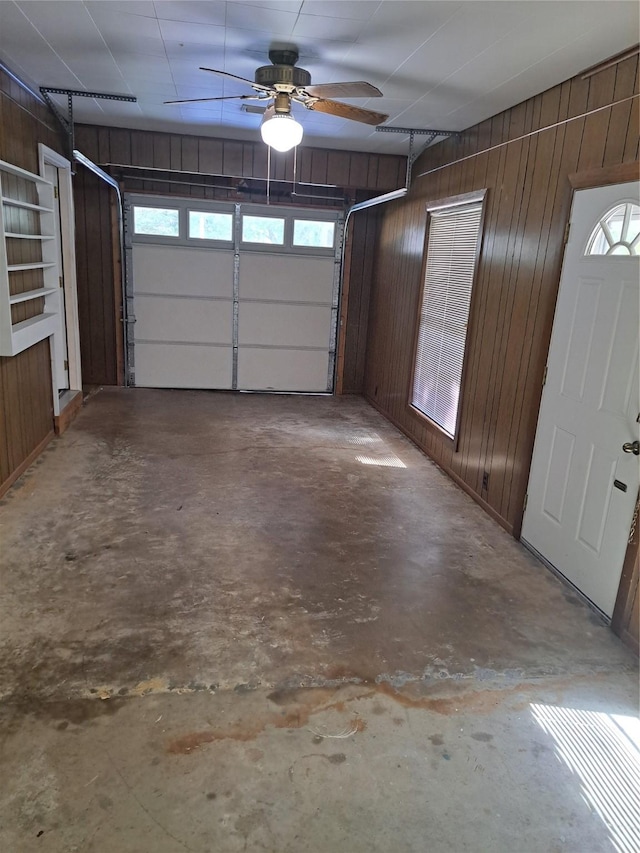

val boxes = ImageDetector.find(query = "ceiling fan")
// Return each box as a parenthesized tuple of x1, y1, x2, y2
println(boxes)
(164, 48, 389, 152)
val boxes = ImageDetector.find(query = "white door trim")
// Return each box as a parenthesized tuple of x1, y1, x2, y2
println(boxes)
(38, 144, 82, 408)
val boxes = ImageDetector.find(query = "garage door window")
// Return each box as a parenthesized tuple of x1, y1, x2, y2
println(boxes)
(133, 206, 180, 237)
(242, 215, 285, 245)
(189, 210, 233, 242)
(293, 219, 335, 248)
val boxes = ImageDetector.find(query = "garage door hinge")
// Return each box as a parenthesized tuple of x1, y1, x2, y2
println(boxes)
(54, 186, 58, 199)
(523, 493, 528, 511)
(64, 359, 68, 371)
(563, 220, 570, 245)
(542, 364, 548, 386)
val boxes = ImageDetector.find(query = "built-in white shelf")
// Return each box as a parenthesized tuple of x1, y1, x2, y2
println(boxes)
(0, 157, 60, 357)
(2, 197, 54, 213)
(4, 232, 55, 240)
(8, 261, 56, 272)
(10, 312, 59, 353)
(9, 287, 58, 304)
(0, 160, 51, 183)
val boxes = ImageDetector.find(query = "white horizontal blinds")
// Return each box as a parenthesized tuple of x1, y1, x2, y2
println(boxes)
(412, 202, 483, 437)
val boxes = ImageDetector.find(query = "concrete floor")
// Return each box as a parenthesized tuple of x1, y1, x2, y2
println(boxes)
(0, 388, 638, 853)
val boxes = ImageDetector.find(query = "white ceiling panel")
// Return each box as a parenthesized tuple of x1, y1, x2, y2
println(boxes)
(13, 1, 104, 51)
(224, 4, 299, 34)
(163, 40, 227, 62)
(157, 18, 227, 45)
(2, 49, 82, 91)
(95, 99, 144, 119)
(234, 1, 304, 13)
(114, 54, 173, 81)
(0, 0, 636, 155)
(134, 82, 180, 102)
(381, 6, 532, 101)
(154, 1, 228, 26)
(85, 1, 156, 17)
(84, 5, 163, 40)
(292, 14, 369, 44)
(300, 2, 381, 21)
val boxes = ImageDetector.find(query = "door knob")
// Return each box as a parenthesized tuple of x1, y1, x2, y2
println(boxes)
(622, 440, 639, 455)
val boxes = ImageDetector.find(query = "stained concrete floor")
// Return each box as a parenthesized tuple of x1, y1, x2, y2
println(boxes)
(0, 388, 638, 853)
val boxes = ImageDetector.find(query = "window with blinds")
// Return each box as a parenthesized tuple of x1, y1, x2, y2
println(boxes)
(411, 193, 485, 439)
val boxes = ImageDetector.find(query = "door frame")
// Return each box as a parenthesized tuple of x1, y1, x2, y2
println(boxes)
(38, 144, 82, 412)
(522, 159, 640, 631)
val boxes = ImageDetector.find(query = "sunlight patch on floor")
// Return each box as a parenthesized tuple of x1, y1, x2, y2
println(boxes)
(355, 454, 407, 468)
(530, 704, 640, 853)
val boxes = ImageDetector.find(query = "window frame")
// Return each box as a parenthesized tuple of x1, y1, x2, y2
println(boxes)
(132, 204, 182, 240)
(407, 189, 487, 448)
(240, 212, 287, 248)
(238, 207, 338, 255)
(292, 217, 337, 250)
(585, 200, 640, 257)
(187, 208, 234, 245)
(127, 196, 340, 256)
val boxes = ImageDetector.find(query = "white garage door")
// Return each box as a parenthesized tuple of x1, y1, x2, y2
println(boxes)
(126, 197, 341, 393)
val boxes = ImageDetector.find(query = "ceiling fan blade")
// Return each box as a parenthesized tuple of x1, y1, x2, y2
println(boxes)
(199, 67, 272, 93)
(164, 94, 267, 105)
(307, 99, 388, 126)
(303, 81, 382, 99)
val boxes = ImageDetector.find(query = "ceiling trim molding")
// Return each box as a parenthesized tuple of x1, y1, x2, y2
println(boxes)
(581, 44, 640, 80)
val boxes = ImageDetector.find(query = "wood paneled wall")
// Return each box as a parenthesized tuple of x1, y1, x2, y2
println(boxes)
(73, 165, 119, 386)
(0, 67, 63, 495)
(74, 124, 406, 192)
(72, 124, 405, 387)
(363, 54, 639, 535)
(337, 202, 382, 394)
(612, 520, 639, 654)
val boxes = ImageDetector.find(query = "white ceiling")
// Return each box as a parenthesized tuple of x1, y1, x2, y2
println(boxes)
(0, 1, 638, 155)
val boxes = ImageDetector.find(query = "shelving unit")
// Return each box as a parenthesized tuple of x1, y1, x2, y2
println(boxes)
(0, 158, 61, 356)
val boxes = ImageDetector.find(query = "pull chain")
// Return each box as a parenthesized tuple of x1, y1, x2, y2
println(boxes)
(293, 145, 297, 197)
(266, 144, 271, 205)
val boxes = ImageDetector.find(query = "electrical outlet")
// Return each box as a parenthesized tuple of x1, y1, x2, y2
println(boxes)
(482, 471, 489, 491)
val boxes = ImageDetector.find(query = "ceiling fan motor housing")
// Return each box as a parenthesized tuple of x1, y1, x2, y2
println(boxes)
(255, 63, 311, 92)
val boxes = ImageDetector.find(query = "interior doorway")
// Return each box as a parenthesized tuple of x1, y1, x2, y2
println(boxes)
(38, 144, 82, 413)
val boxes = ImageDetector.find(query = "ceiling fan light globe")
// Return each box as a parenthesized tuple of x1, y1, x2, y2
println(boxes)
(260, 113, 303, 152)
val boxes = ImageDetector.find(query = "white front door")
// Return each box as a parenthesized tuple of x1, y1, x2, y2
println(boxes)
(521, 181, 640, 617)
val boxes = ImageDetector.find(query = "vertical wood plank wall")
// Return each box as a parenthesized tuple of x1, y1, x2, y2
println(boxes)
(0, 68, 63, 495)
(72, 124, 406, 387)
(339, 204, 382, 394)
(73, 165, 119, 386)
(363, 56, 639, 536)
(612, 524, 639, 654)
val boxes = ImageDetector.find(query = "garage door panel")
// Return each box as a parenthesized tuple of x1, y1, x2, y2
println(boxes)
(130, 197, 339, 392)
(136, 343, 232, 389)
(133, 245, 234, 298)
(238, 348, 329, 391)
(239, 303, 331, 348)
(239, 253, 335, 302)
(136, 296, 233, 344)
